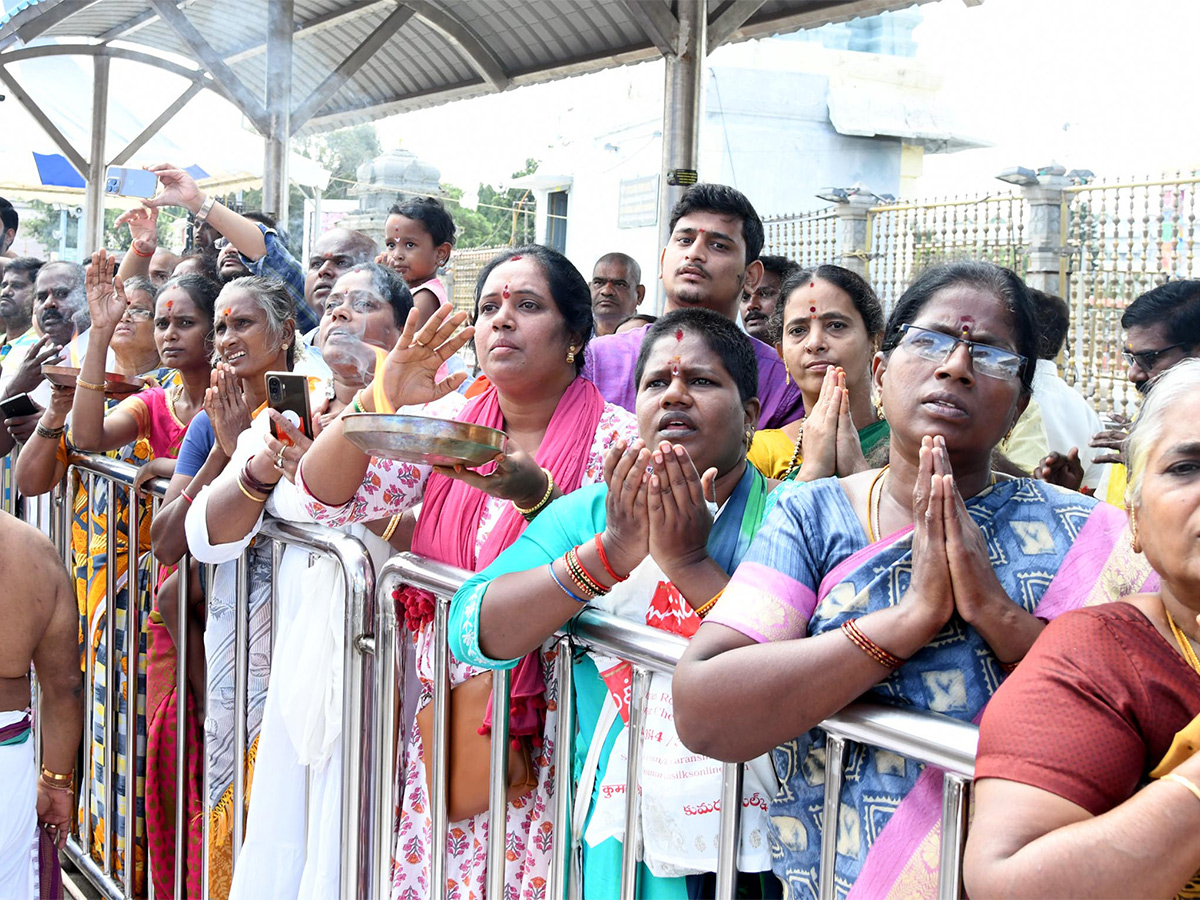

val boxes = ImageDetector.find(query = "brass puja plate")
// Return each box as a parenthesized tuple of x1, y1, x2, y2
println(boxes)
(42, 365, 145, 397)
(341, 413, 507, 467)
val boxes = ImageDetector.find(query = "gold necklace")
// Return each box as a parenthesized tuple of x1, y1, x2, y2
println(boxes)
(866, 464, 890, 542)
(1165, 606, 1200, 677)
(783, 419, 805, 480)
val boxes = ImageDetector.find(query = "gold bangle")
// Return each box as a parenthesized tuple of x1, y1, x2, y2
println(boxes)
(40, 766, 72, 784)
(380, 513, 401, 542)
(75, 377, 107, 393)
(1163, 772, 1200, 804)
(514, 467, 554, 517)
(236, 476, 268, 503)
(694, 589, 724, 619)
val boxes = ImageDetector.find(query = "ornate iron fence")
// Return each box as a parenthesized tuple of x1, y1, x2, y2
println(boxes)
(762, 208, 839, 268)
(1061, 172, 1200, 415)
(866, 193, 1028, 314)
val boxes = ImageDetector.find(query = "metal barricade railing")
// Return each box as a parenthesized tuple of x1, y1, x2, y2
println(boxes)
(14, 453, 378, 900)
(375, 553, 980, 900)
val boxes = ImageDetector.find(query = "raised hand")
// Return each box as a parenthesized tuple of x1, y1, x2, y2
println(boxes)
(144, 163, 201, 213)
(205, 363, 251, 457)
(902, 436, 955, 631)
(433, 443, 547, 505)
(796, 366, 839, 481)
(114, 206, 159, 254)
(600, 438, 651, 578)
(834, 371, 869, 476)
(7, 333, 64, 397)
(647, 440, 717, 576)
(369, 305, 474, 411)
(1034, 448, 1085, 492)
(85, 249, 129, 335)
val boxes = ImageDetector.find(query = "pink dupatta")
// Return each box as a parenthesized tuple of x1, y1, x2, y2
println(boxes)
(408, 376, 606, 735)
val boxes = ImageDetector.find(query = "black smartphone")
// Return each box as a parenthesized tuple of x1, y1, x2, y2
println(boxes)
(265, 371, 313, 441)
(0, 392, 40, 419)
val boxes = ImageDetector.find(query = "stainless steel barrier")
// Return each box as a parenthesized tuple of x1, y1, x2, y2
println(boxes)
(376, 552, 981, 900)
(19, 448, 980, 900)
(16, 453, 377, 900)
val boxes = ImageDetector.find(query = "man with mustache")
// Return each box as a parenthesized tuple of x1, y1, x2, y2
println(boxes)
(0, 258, 40, 365)
(582, 183, 804, 428)
(590, 252, 645, 336)
(739, 254, 799, 343)
(0, 261, 89, 454)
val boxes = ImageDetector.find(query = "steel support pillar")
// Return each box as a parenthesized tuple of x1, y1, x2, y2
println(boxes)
(655, 0, 707, 312)
(84, 54, 110, 256)
(263, 0, 294, 224)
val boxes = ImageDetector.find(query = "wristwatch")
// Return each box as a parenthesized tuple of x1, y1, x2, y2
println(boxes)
(194, 193, 216, 225)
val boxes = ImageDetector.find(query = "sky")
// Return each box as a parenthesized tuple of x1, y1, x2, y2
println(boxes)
(4, 0, 1200, 201)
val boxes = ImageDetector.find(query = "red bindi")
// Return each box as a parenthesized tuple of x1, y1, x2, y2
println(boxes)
(809, 282, 815, 288)
(223, 306, 232, 316)
(809, 306, 817, 313)
(165, 299, 173, 310)
(502, 284, 510, 299)
(675, 329, 684, 341)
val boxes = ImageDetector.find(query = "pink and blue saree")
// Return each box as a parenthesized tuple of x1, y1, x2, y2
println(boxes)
(707, 476, 1158, 899)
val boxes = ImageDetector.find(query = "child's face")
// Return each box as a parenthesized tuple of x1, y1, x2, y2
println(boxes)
(384, 214, 446, 287)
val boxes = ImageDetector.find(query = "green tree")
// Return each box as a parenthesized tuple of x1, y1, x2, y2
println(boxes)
(441, 158, 539, 248)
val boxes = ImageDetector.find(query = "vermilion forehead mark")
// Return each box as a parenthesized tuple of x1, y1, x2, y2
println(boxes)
(502, 284, 511, 299)
(960, 315, 974, 336)
(165, 299, 173, 309)
(223, 307, 232, 316)
(510, 255, 522, 261)
(675, 328, 684, 341)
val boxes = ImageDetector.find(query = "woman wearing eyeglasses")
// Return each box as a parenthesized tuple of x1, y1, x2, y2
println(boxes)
(672, 261, 1159, 899)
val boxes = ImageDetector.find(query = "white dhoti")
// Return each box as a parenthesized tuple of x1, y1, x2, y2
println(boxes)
(0, 709, 36, 900)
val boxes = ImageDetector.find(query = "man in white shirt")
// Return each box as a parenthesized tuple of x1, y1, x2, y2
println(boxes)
(1026, 289, 1105, 487)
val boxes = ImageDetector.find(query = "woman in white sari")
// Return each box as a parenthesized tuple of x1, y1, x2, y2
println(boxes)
(184, 264, 447, 899)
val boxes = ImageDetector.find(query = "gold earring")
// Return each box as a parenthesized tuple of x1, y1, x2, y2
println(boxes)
(785, 369, 791, 386)
(1130, 511, 1141, 554)
(1003, 419, 1017, 445)
(745, 427, 755, 449)
(873, 394, 885, 421)
(566, 346, 576, 365)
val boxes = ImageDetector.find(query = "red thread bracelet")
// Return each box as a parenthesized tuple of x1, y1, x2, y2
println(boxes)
(179, 489, 194, 504)
(131, 242, 154, 258)
(593, 533, 627, 582)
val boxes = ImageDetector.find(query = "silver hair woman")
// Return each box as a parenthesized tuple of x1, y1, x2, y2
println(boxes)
(966, 358, 1200, 898)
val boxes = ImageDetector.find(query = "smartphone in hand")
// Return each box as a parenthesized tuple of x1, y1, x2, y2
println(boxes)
(105, 166, 159, 199)
(265, 372, 312, 441)
(0, 393, 40, 419)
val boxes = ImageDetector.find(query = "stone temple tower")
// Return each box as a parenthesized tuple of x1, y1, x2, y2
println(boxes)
(339, 146, 443, 246)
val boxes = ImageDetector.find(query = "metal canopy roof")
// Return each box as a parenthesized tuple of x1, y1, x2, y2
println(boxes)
(0, 0, 939, 136)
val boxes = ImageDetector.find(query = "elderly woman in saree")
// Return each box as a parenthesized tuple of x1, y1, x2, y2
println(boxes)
(964, 358, 1200, 899)
(295, 244, 638, 900)
(449, 308, 784, 898)
(671, 260, 1158, 900)
(150, 274, 328, 898)
(184, 263, 417, 899)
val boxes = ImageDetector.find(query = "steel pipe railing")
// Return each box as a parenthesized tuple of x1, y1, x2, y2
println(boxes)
(375, 552, 982, 900)
(23, 454, 378, 900)
(19, 452, 982, 900)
